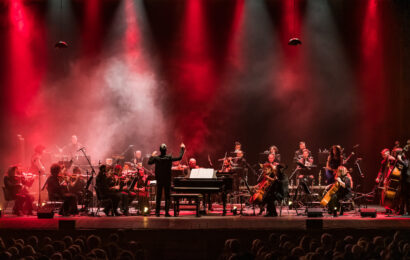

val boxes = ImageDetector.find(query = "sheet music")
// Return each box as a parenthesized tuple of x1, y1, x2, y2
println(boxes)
(189, 168, 215, 179)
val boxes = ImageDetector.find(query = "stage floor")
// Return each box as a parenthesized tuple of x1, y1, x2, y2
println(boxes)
(0, 205, 409, 231)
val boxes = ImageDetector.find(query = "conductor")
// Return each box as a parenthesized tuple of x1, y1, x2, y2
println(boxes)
(149, 143, 185, 217)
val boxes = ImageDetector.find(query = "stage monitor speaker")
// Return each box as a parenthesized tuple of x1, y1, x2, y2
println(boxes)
(37, 207, 54, 219)
(59, 220, 76, 230)
(307, 208, 323, 217)
(360, 208, 377, 218)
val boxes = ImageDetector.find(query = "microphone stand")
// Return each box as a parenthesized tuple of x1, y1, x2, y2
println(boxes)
(38, 171, 42, 209)
(78, 148, 97, 216)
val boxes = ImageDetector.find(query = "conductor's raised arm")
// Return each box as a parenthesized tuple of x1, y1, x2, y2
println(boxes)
(172, 143, 185, 162)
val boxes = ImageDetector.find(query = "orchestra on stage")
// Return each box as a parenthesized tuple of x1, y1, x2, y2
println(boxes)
(3, 136, 410, 217)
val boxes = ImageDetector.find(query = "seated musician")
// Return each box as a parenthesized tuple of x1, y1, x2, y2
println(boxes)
(264, 146, 281, 163)
(255, 163, 285, 217)
(68, 167, 86, 203)
(326, 166, 352, 214)
(172, 160, 188, 178)
(188, 158, 199, 171)
(325, 145, 343, 185)
(4, 165, 34, 216)
(293, 142, 312, 163)
(234, 150, 246, 166)
(233, 141, 242, 154)
(266, 153, 277, 167)
(397, 145, 410, 215)
(221, 157, 233, 172)
(96, 165, 122, 216)
(44, 163, 78, 216)
(129, 163, 150, 214)
(133, 150, 144, 165)
(296, 149, 315, 182)
(375, 148, 395, 184)
(112, 165, 130, 215)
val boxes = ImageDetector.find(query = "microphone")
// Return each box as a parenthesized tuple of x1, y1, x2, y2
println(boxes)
(77, 147, 85, 152)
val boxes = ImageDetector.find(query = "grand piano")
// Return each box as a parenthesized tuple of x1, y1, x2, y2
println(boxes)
(171, 174, 233, 215)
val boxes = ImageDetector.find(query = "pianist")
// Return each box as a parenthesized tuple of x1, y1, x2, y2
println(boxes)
(149, 143, 185, 217)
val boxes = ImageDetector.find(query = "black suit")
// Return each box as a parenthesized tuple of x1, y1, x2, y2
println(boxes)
(398, 157, 410, 215)
(44, 175, 78, 215)
(96, 173, 121, 215)
(148, 148, 185, 214)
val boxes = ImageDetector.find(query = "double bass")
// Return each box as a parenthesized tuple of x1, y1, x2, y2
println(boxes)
(382, 155, 404, 209)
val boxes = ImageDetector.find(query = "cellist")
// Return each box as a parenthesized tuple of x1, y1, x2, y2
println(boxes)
(325, 166, 352, 214)
(253, 163, 284, 217)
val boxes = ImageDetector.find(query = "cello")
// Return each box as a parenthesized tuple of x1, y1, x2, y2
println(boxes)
(320, 166, 348, 206)
(250, 163, 278, 204)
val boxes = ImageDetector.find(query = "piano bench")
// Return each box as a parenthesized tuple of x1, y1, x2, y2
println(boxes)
(170, 194, 203, 217)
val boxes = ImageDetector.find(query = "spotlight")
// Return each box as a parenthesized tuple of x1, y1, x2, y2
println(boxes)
(55, 41, 68, 49)
(288, 201, 293, 206)
(288, 38, 302, 46)
(143, 207, 149, 214)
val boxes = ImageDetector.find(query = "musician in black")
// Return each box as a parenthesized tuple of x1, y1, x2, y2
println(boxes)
(68, 167, 86, 202)
(258, 163, 286, 217)
(325, 145, 343, 185)
(397, 146, 410, 215)
(293, 142, 312, 163)
(264, 145, 281, 163)
(327, 166, 352, 214)
(96, 165, 122, 216)
(375, 148, 395, 184)
(44, 163, 78, 216)
(112, 165, 131, 215)
(149, 143, 185, 217)
(295, 149, 315, 184)
(233, 141, 242, 154)
(266, 153, 276, 166)
(129, 164, 150, 214)
(4, 165, 34, 216)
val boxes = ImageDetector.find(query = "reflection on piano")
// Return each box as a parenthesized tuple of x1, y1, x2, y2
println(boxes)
(172, 176, 233, 216)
